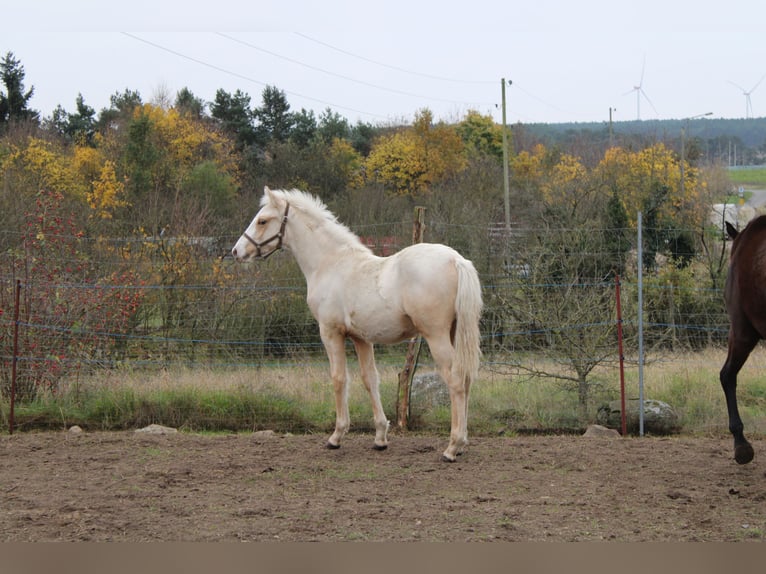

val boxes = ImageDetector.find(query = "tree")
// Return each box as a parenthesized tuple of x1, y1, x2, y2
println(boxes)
(174, 87, 205, 119)
(316, 108, 349, 143)
(110, 103, 239, 235)
(47, 94, 97, 145)
(95, 89, 143, 132)
(253, 86, 294, 144)
(1, 189, 142, 399)
(0, 136, 85, 200)
(180, 160, 237, 223)
(456, 110, 504, 160)
(0, 52, 38, 125)
(86, 160, 129, 221)
(349, 120, 377, 156)
(602, 188, 631, 277)
(210, 88, 257, 150)
(365, 109, 467, 195)
(289, 108, 318, 148)
(258, 137, 362, 196)
(593, 143, 704, 270)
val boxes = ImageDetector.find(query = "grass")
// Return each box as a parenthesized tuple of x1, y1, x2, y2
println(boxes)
(728, 167, 766, 188)
(3, 347, 766, 437)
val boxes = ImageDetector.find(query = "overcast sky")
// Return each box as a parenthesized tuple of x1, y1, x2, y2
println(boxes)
(3, 0, 765, 126)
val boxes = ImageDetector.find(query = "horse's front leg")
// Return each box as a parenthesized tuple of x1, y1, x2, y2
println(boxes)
(352, 338, 389, 450)
(322, 330, 350, 450)
(720, 338, 756, 464)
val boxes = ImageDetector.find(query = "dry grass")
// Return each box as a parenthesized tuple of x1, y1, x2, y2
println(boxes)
(6, 347, 766, 436)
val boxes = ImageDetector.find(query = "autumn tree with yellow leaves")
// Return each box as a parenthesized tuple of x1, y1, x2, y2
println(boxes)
(365, 109, 467, 195)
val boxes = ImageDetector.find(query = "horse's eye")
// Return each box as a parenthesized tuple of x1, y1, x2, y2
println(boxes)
(257, 219, 267, 226)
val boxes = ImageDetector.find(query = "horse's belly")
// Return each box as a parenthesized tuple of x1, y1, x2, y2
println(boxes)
(347, 313, 416, 344)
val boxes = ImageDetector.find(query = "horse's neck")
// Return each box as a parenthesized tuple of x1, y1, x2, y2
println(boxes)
(286, 217, 345, 279)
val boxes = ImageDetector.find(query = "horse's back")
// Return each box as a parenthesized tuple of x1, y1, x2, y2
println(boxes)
(391, 243, 465, 296)
(727, 215, 766, 338)
(388, 243, 478, 328)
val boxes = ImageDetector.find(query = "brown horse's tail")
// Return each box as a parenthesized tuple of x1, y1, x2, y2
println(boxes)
(453, 257, 483, 384)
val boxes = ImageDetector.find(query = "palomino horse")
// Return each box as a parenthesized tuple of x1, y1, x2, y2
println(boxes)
(720, 216, 766, 464)
(231, 188, 483, 461)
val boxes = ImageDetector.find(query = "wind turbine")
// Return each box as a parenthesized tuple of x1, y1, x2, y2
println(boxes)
(625, 57, 658, 120)
(728, 74, 766, 119)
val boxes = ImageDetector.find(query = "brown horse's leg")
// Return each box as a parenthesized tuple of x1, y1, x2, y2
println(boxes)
(720, 335, 758, 464)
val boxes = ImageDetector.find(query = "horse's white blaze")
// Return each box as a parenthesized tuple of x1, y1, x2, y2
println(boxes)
(232, 187, 483, 461)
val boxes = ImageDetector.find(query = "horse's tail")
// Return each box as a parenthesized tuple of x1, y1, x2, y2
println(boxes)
(453, 257, 483, 383)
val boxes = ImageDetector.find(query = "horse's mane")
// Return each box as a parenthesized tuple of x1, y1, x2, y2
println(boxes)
(264, 188, 371, 253)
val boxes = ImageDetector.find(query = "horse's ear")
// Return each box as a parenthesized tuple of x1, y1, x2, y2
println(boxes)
(725, 221, 738, 240)
(264, 186, 286, 209)
(264, 186, 278, 206)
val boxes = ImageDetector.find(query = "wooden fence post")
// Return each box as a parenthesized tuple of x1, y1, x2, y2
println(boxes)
(396, 206, 426, 430)
(10, 280, 21, 435)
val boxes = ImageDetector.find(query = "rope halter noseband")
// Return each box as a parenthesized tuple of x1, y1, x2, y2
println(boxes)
(242, 202, 290, 260)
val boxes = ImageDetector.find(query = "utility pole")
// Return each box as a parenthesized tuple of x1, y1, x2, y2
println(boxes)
(501, 78, 511, 231)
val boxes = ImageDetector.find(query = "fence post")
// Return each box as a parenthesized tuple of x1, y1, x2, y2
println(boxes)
(9, 280, 21, 435)
(396, 206, 426, 429)
(615, 274, 627, 436)
(637, 211, 645, 436)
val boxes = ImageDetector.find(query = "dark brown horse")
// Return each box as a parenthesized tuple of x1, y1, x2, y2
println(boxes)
(720, 216, 766, 464)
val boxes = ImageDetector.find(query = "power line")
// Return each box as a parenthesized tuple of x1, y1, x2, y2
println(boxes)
(121, 32, 387, 119)
(294, 32, 496, 85)
(216, 32, 495, 107)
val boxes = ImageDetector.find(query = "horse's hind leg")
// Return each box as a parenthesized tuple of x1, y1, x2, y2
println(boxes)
(352, 338, 389, 450)
(322, 330, 350, 449)
(720, 333, 758, 464)
(429, 336, 468, 462)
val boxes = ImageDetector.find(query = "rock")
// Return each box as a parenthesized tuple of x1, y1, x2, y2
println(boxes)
(68, 425, 83, 434)
(597, 399, 680, 435)
(135, 423, 178, 435)
(583, 424, 621, 438)
(253, 430, 277, 439)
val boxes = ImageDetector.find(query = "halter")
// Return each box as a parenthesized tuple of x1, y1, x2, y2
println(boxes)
(242, 202, 290, 260)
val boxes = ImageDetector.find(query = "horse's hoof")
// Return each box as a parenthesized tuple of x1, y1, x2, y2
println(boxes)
(441, 454, 457, 463)
(326, 441, 341, 450)
(735, 443, 754, 464)
(372, 444, 388, 451)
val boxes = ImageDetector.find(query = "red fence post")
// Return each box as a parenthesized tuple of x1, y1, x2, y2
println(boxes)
(10, 279, 21, 435)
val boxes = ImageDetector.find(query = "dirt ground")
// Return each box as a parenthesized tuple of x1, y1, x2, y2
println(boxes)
(1, 429, 766, 542)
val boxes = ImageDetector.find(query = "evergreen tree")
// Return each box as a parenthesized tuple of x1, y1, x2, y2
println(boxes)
(53, 94, 97, 145)
(290, 108, 318, 148)
(96, 89, 142, 130)
(210, 88, 257, 150)
(0, 51, 38, 125)
(349, 120, 377, 156)
(175, 87, 205, 119)
(317, 108, 349, 143)
(253, 86, 294, 144)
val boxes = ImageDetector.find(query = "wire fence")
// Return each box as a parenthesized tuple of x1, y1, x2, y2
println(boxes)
(0, 220, 732, 403)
